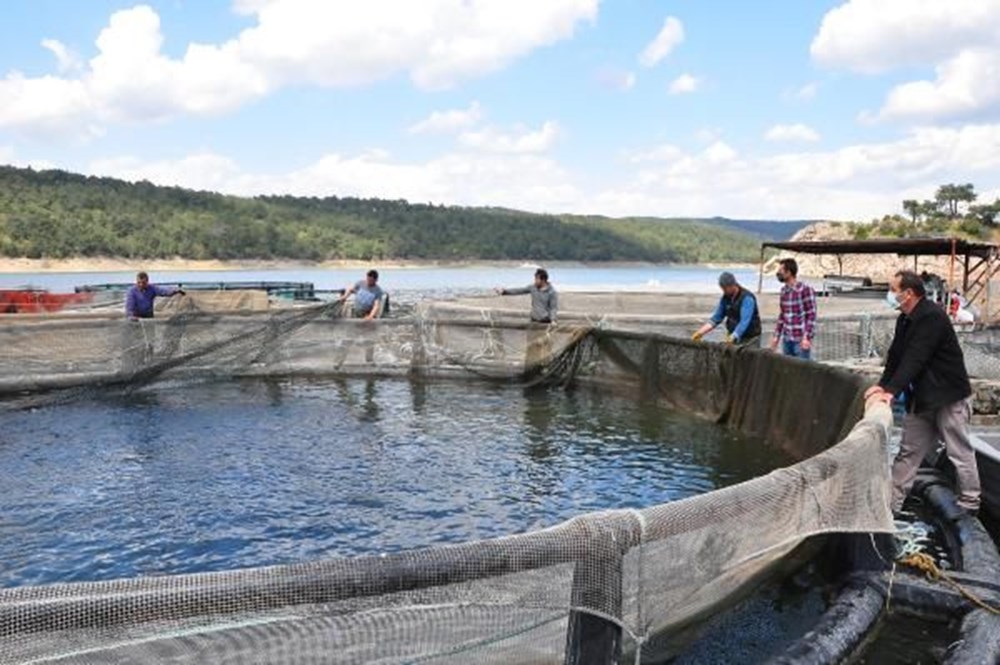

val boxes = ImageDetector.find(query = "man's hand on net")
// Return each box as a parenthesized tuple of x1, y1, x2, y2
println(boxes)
(801, 338, 812, 351)
(864, 386, 893, 404)
(690, 331, 703, 342)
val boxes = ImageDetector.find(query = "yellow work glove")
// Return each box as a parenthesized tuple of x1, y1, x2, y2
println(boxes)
(725, 334, 735, 345)
(691, 331, 703, 342)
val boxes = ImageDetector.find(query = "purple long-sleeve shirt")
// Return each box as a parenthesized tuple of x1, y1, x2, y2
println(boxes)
(125, 284, 178, 319)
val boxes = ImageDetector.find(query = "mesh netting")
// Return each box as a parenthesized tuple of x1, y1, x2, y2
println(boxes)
(0, 293, 896, 663)
(426, 295, 1000, 379)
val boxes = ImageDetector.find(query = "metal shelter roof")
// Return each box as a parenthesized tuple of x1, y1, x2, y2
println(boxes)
(762, 238, 998, 258)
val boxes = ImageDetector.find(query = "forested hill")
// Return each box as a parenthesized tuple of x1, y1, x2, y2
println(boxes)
(0, 166, 804, 263)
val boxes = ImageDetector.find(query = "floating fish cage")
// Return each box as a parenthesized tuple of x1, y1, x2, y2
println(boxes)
(0, 293, 996, 663)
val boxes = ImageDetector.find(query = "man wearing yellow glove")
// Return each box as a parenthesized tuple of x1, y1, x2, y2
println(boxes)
(692, 272, 761, 346)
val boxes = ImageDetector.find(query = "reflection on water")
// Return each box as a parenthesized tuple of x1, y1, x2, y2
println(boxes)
(0, 377, 792, 588)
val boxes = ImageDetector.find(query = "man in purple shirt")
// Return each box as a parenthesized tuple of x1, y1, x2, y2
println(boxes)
(125, 272, 184, 320)
(769, 258, 817, 359)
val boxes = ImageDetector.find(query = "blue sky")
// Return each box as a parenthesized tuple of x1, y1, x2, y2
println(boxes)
(1, 0, 998, 219)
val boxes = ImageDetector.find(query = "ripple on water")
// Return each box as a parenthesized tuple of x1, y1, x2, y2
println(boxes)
(0, 377, 792, 587)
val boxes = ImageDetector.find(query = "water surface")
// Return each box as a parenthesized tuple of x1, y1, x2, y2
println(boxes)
(0, 377, 791, 587)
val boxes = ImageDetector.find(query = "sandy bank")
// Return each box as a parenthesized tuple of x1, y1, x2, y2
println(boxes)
(0, 257, 755, 274)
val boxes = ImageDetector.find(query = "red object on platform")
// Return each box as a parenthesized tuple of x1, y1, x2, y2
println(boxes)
(0, 290, 94, 314)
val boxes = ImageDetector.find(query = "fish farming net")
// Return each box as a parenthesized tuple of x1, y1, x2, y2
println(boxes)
(0, 294, 896, 663)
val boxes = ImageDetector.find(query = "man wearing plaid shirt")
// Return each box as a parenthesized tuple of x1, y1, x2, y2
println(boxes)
(769, 258, 817, 359)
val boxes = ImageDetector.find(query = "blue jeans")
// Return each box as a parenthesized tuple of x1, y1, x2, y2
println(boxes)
(782, 339, 812, 360)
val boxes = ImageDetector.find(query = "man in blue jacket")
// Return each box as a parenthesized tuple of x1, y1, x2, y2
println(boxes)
(125, 272, 184, 320)
(692, 272, 761, 345)
(865, 270, 979, 516)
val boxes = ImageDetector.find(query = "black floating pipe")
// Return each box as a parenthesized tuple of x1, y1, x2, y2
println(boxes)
(767, 579, 884, 665)
(947, 610, 1000, 664)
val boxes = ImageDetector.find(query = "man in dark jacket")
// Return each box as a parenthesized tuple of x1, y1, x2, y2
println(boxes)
(865, 270, 979, 515)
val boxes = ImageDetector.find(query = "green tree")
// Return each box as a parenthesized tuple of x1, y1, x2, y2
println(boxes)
(901, 199, 920, 225)
(935, 183, 977, 218)
(969, 199, 1000, 227)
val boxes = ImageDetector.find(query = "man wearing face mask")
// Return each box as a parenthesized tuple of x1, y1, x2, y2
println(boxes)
(865, 270, 979, 517)
(769, 258, 817, 359)
(692, 272, 761, 345)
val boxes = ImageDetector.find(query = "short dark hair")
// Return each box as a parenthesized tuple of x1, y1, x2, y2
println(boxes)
(136, 271, 149, 281)
(367, 269, 379, 280)
(535, 268, 549, 282)
(895, 270, 926, 297)
(778, 258, 798, 277)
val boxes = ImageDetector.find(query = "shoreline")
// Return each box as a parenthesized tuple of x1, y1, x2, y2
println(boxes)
(0, 257, 761, 274)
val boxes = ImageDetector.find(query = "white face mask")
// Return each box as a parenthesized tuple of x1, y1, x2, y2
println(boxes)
(886, 289, 902, 310)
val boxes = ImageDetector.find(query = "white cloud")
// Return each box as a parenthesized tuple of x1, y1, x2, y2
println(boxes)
(811, 0, 1000, 73)
(783, 82, 819, 102)
(0, 1, 598, 134)
(765, 123, 821, 143)
(238, 0, 598, 90)
(812, 0, 1000, 121)
(41, 39, 82, 73)
(638, 17, 684, 68)
(694, 127, 723, 144)
(408, 102, 483, 134)
(600, 123, 1000, 218)
(626, 143, 685, 164)
(89, 152, 246, 192)
(79, 123, 1000, 220)
(595, 67, 636, 92)
(668, 73, 700, 94)
(88, 149, 581, 212)
(459, 121, 560, 154)
(878, 49, 1000, 121)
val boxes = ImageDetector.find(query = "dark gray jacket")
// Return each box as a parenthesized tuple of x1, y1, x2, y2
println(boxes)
(501, 284, 558, 322)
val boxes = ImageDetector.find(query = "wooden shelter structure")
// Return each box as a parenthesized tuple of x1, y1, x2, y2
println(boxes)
(759, 238, 1000, 322)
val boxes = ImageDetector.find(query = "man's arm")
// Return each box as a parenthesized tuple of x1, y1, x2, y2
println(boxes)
(548, 290, 558, 321)
(709, 298, 725, 326)
(365, 295, 382, 320)
(803, 285, 817, 341)
(879, 316, 944, 395)
(694, 298, 725, 340)
(499, 285, 531, 296)
(733, 295, 756, 341)
(339, 283, 357, 301)
(153, 285, 182, 297)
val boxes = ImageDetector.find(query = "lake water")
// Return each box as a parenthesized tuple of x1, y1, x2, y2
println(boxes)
(0, 376, 791, 588)
(0, 265, 780, 300)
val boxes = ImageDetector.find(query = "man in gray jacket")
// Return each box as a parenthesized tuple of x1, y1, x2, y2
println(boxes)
(496, 268, 558, 323)
(496, 268, 558, 368)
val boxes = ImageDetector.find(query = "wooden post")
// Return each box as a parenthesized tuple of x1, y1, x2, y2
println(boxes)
(964, 253, 971, 292)
(757, 244, 766, 294)
(988, 250, 996, 325)
(949, 238, 956, 292)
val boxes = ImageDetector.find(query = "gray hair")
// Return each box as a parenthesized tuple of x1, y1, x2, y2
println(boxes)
(718, 272, 737, 288)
